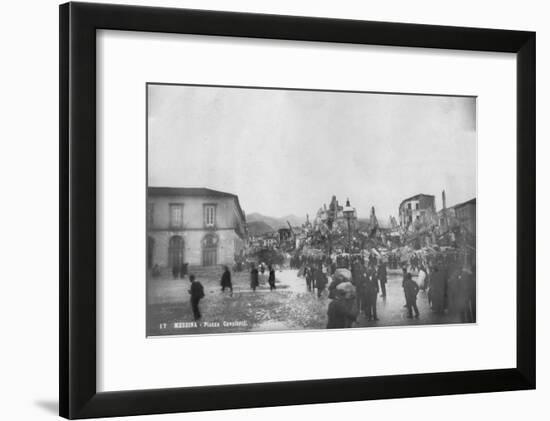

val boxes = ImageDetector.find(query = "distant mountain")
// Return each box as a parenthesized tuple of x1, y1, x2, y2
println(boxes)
(281, 214, 307, 227)
(246, 220, 274, 236)
(247, 212, 306, 230)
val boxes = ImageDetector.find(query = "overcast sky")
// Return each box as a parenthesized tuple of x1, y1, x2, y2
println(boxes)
(148, 84, 476, 221)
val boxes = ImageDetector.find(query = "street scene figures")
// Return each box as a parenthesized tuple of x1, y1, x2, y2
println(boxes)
(146, 83, 477, 336)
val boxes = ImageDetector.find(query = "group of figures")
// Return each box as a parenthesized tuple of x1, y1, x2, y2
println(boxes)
(296, 254, 389, 328)
(182, 251, 475, 327)
(422, 262, 476, 323)
(300, 249, 476, 329)
(324, 258, 390, 329)
(183, 263, 280, 322)
(221, 263, 279, 295)
(249, 262, 277, 291)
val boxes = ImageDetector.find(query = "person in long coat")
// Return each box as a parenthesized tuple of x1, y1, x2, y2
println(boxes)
(250, 265, 259, 292)
(315, 264, 328, 298)
(401, 266, 409, 307)
(377, 262, 387, 298)
(429, 265, 446, 314)
(188, 274, 205, 321)
(327, 289, 358, 329)
(403, 273, 420, 318)
(364, 269, 380, 321)
(305, 265, 314, 292)
(448, 265, 475, 322)
(268, 265, 276, 291)
(220, 266, 233, 295)
(351, 260, 362, 287)
(351, 261, 365, 311)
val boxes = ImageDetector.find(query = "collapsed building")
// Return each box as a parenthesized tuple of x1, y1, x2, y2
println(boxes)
(399, 193, 437, 231)
(394, 190, 476, 268)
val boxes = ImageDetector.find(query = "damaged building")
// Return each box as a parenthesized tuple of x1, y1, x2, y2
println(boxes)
(398, 193, 437, 230)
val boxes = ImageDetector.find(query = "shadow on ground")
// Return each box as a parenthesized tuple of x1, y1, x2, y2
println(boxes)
(34, 400, 58, 415)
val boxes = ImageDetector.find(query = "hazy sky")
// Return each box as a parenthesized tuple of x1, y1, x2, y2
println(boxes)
(148, 84, 476, 221)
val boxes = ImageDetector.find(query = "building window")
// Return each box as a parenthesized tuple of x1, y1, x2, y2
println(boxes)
(407, 203, 412, 210)
(204, 205, 216, 228)
(415, 203, 419, 210)
(169, 204, 184, 228)
(147, 203, 154, 228)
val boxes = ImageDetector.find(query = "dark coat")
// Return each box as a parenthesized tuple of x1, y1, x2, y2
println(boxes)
(221, 270, 232, 287)
(305, 266, 314, 282)
(315, 269, 328, 290)
(189, 281, 204, 300)
(268, 269, 276, 285)
(429, 269, 446, 310)
(377, 264, 387, 283)
(403, 278, 419, 302)
(327, 278, 344, 299)
(327, 298, 357, 329)
(355, 265, 368, 293)
(250, 268, 259, 287)
(351, 262, 362, 286)
(365, 275, 379, 296)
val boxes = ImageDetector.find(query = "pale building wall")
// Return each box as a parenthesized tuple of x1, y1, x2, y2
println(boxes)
(147, 193, 245, 268)
(148, 229, 241, 267)
(148, 196, 240, 230)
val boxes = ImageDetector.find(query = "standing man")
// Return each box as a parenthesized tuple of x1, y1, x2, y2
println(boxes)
(377, 261, 387, 298)
(401, 266, 409, 308)
(364, 268, 379, 321)
(305, 264, 314, 292)
(220, 265, 233, 296)
(369, 252, 377, 266)
(250, 264, 259, 292)
(268, 265, 276, 291)
(354, 262, 367, 313)
(448, 264, 475, 322)
(315, 264, 328, 298)
(429, 264, 446, 314)
(188, 274, 205, 321)
(403, 273, 420, 318)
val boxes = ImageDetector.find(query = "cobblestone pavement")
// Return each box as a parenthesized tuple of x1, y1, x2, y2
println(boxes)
(147, 267, 465, 336)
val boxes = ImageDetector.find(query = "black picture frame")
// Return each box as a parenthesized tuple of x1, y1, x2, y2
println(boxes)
(60, 2, 536, 419)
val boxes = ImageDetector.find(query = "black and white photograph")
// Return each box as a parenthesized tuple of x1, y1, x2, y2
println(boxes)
(146, 83, 477, 336)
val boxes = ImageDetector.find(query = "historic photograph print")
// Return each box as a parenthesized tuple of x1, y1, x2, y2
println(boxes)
(146, 84, 477, 337)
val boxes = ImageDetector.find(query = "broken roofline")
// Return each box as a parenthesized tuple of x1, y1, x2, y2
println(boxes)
(439, 197, 477, 213)
(399, 193, 436, 209)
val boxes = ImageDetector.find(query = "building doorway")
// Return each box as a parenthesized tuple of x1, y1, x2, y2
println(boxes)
(168, 235, 184, 268)
(202, 233, 218, 266)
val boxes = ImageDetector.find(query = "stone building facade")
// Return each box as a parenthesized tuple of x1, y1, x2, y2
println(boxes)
(147, 187, 246, 268)
(399, 193, 436, 229)
(454, 198, 476, 236)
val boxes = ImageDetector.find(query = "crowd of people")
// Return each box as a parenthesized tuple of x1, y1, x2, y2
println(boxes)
(298, 250, 475, 328)
(180, 250, 475, 327)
